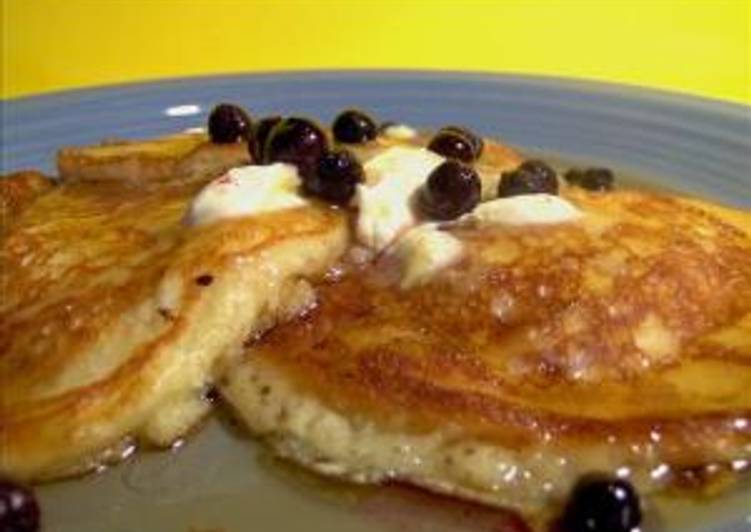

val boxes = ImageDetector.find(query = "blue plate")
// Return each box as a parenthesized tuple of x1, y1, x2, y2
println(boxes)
(2, 72, 750, 532)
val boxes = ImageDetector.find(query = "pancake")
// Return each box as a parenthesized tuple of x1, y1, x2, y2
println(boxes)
(8, 113, 748, 529)
(222, 184, 751, 523)
(0, 170, 55, 229)
(57, 131, 250, 184)
(0, 136, 347, 481)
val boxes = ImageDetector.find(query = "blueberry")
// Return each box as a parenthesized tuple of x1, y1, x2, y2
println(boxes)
(207, 103, 252, 144)
(419, 160, 481, 220)
(564, 167, 615, 191)
(560, 476, 642, 532)
(304, 149, 364, 205)
(498, 160, 558, 197)
(0, 477, 40, 532)
(332, 109, 377, 144)
(264, 117, 328, 178)
(440, 125, 484, 159)
(427, 130, 476, 163)
(519, 159, 557, 182)
(249, 115, 282, 162)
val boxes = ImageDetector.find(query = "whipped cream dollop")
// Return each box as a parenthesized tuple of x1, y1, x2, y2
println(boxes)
(186, 163, 307, 226)
(392, 224, 464, 289)
(465, 193, 583, 226)
(356, 146, 444, 251)
(381, 123, 418, 140)
(392, 193, 582, 289)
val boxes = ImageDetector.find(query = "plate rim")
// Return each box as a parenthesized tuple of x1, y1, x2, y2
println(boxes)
(3, 69, 749, 115)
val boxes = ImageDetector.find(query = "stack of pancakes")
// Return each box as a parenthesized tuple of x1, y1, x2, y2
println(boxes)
(1, 128, 749, 526)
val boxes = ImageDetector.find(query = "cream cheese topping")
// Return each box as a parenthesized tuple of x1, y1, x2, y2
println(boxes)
(381, 123, 418, 140)
(392, 224, 464, 289)
(465, 193, 583, 226)
(356, 147, 444, 251)
(391, 194, 582, 288)
(186, 163, 307, 226)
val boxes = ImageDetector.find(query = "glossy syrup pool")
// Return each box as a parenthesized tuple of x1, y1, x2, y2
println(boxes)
(35, 156, 750, 532)
(36, 418, 751, 532)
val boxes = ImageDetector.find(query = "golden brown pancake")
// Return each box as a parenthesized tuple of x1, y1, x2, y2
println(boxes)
(0, 170, 55, 229)
(57, 131, 250, 184)
(0, 135, 347, 481)
(222, 185, 751, 523)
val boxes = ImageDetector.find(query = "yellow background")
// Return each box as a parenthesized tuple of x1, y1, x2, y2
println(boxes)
(2, 0, 749, 103)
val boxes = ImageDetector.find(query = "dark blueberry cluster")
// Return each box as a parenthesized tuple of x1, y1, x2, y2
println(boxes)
(564, 167, 615, 191)
(443, 126, 484, 158)
(207, 103, 615, 217)
(332, 109, 377, 144)
(415, 124, 487, 220)
(262, 117, 328, 179)
(418, 160, 481, 220)
(305, 149, 365, 205)
(498, 159, 559, 197)
(207, 103, 252, 144)
(559, 475, 642, 532)
(208, 106, 389, 205)
(254, 115, 364, 205)
(428, 125, 484, 162)
(250, 115, 282, 162)
(0, 477, 39, 532)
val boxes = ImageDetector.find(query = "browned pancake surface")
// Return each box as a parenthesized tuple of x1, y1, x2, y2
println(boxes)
(248, 188, 751, 468)
(1, 137, 347, 481)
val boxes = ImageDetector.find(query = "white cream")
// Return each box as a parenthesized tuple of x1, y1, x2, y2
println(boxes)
(186, 163, 307, 226)
(392, 224, 464, 289)
(381, 123, 418, 140)
(356, 147, 444, 251)
(465, 194, 582, 226)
